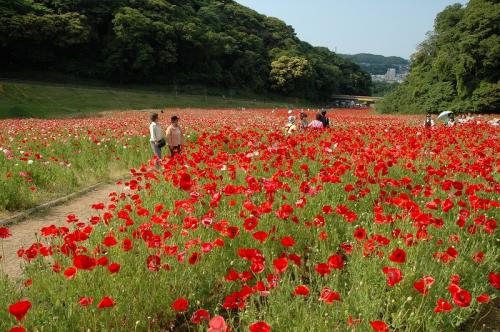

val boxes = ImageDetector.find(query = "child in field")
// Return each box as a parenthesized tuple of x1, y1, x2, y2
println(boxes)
(165, 115, 184, 156)
(299, 112, 308, 131)
(284, 115, 298, 135)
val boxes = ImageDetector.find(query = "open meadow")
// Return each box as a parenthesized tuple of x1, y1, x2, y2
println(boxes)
(0, 108, 498, 332)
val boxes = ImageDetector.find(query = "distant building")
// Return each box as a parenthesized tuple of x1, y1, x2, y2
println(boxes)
(385, 68, 396, 82)
(371, 68, 409, 83)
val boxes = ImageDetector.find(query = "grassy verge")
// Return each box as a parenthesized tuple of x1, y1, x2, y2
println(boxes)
(0, 80, 319, 119)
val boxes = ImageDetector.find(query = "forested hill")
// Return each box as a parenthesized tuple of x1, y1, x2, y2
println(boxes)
(340, 53, 409, 75)
(0, 0, 371, 100)
(380, 0, 499, 114)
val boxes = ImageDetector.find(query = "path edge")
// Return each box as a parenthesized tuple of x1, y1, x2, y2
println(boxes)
(0, 181, 107, 227)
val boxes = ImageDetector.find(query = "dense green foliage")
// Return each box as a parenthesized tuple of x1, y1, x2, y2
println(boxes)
(0, 0, 371, 100)
(340, 53, 409, 75)
(371, 81, 399, 97)
(380, 0, 500, 114)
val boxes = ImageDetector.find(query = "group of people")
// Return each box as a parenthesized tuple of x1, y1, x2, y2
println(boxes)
(424, 112, 498, 128)
(284, 110, 330, 135)
(149, 112, 184, 168)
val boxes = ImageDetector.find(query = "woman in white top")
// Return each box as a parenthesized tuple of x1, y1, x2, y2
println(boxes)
(165, 115, 184, 156)
(149, 113, 164, 167)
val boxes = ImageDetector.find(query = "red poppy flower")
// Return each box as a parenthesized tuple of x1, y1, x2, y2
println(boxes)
(452, 288, 471, 307)
(327, 254, 344, 269)
(147, 255, 161, 271)
(208, 315, 229, 332)
(281, 236, 295, 247)
(293, 285, 310, 296)
(354, 227, 366, 240)
(243, 217, 259, 232)
(389, 248, 406, 264)
(369, 321, 388, 332)
(8, 300, 31, 321)
(64, 267, 77, 279)
(122, 238, 133, 251)
(97, 256, 109, 266)
(273, 258, 288, 274)
(172, 298, 189, 312)
(489, 272, 500, 288)
(434, 298, 453, 312)
(472, 252, 484, 263)
(191, 309, 210, 324)
(477, 294, 490, 303)
(253, 231, 268, 243)
(73, 255, 96, 270)
(442, 198, 454, 212)
(103, 235, 117, 247)
(189, 252, 201, 265)
(319, 287, 341, 304)
(382, 267, 402, 286)
(97, 296, 115, 309)
(91, 203, 105, 210)
(315, 263, 331, 276)
(413, 276, 435, 295)
(8, 327, 26, 332)
(0, 227, 12, 239)
(179, 173, 192, 191)
(108, 263, 121, 274)
(79, 297, 94, 307)
(249, 321, 271, 332)
(322, 205, 333, 214)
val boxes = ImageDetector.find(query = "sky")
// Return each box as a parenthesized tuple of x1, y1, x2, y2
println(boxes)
(235, 0, 469, 59)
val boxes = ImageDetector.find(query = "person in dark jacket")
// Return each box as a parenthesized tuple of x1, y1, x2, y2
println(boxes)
(320, 110, 330, 128)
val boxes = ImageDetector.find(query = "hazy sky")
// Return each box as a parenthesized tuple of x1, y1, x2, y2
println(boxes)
(236, 0, 468, 59)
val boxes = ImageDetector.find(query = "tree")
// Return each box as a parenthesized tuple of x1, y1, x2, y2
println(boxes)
(380, 0, 499, 114)
(0, 0, 371, 100)
(270, 56, 312, 94)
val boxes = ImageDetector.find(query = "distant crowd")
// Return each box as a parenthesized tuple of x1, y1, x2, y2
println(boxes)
(424, 112, 500, 128)
(284, 110, 330, 135)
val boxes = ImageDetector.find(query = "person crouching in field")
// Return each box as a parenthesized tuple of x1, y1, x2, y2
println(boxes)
(150, 112, 165, 168)
(308, 113, 325, 129)
(166, 115, 184, 157)
(299, 112, 308, 131)
(285, 115, 298, 135)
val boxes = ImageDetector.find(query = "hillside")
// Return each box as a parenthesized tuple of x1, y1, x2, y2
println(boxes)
(340, 53, 409, 75)
(380, 0, 500, 114)
(0, 0, 371, 101)
(0, 80, 320, 119)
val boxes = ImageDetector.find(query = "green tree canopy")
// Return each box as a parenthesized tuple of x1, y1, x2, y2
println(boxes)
(0, 0, 371, 100)
(380, 0, 499, 114)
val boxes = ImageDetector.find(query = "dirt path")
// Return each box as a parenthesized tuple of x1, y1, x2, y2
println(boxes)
(1, 182, 125, 279)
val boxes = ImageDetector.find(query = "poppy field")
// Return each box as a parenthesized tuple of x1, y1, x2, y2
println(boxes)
(0, 108, 498, 332)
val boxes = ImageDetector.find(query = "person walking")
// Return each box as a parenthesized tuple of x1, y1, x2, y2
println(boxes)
(165, 115, 184, 157)
(150, 112, 165, 168)
(308, 113, 325, 129)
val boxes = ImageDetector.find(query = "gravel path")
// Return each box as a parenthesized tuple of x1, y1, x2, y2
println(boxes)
(0, 182, 124, 279)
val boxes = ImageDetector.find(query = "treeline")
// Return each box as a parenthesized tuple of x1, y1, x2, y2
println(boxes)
(0, 0, 371, 100)
(380, 0, 499, 114)
(340, 53, 409, 75)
